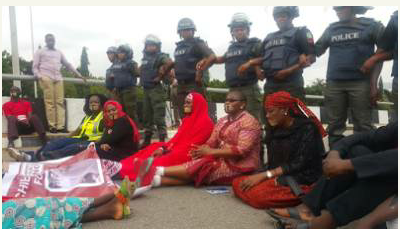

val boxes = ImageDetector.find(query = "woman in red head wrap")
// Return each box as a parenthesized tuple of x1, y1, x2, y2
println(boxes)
(95, 100, 140, 161)
(109, 92, 214, 182)
(232, 91, 326, 209)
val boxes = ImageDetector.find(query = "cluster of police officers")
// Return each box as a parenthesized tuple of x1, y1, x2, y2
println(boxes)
(103, 6, 398, 149)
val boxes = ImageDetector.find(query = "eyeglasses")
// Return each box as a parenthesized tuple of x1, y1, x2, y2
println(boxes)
(225, 99, 244, 103)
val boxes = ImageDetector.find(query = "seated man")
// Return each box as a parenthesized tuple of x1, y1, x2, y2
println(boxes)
(2, 86, 47, 148)
(7, 94, 107, 162)
(267, 122, 397, 229)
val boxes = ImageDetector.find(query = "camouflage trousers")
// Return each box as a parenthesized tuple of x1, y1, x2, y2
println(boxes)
(142, 84, 167, 137)
(113, 86, 139, 125)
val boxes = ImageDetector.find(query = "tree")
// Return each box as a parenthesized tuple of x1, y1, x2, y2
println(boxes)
(207, 78, 228, 103)
(78, 46, 90, 77)
(2, 50, 36, 98)
(304, 78, 326, 106)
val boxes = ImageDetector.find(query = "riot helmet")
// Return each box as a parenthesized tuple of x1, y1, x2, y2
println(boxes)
(177, 18, 196, 33)
(228, 12, 252, 30)
(106, 46, 117, 54)
(144, 34, 161, 52)
(273, 6, 299, 19)
(333, 6, 374, 15)
(117, 44, 133, 60)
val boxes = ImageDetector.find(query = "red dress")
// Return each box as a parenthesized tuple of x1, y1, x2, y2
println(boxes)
(119, 92, 214, 181)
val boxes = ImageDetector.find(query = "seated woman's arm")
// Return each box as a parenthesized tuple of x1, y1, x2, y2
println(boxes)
(68, 117, 85, 137)
(332, 122, 397, 159)
(192, 120, 261, 159)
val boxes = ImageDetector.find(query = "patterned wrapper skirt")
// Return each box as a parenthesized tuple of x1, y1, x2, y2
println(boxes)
(2, 197, 93, 229)
(184, 156, 253, 187)
(232, 176, 313, 209)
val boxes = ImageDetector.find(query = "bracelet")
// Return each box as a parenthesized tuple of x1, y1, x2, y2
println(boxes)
(265, 170, 273, 179)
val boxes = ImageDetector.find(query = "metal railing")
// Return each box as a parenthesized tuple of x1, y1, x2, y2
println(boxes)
(2, 73, 395, 106)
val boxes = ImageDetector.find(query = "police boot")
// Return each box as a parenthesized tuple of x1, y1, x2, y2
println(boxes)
(141, 133, 152, 149)
(159, 133, 167, 143)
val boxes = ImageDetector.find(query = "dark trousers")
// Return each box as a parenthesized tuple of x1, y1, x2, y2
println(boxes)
(34, 137, 90, 161)
(94, 143, 135, 162)
(301, 144, 397, 227)
(7, 115, 46, 141)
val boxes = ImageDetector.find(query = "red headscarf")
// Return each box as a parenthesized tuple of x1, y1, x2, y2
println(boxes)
(103, 100, 140, 143)
(265, 91, 327, 137)
(166, 92, 214, 148)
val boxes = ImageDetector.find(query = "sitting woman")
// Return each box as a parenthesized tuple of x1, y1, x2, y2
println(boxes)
(2, 177, 135, 229)
(232, 91, 326, 209)
(116, 92, 214, 181)
(7, 94, 107, 162)
(94, 100, 140, 161)
(139, 91, 261, 188)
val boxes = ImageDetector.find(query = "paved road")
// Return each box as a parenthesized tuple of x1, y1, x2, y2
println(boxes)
(2, 149, 358, 229)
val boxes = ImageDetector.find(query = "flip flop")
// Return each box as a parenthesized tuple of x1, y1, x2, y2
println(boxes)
(266, 207, 305, 221)
(279, 217, 311, 229)
(266, 209, 311, 229)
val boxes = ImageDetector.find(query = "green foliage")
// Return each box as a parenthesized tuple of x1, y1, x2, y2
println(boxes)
(207, 78, 228, 103)
(79, 47, 90, 77)
(304, 79, 326, 106)
(2, 50, 37, 98)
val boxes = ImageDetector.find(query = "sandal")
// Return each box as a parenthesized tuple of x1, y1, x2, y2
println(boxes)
(279, 218, 311, 229)
(266, 207, 308, 221)
(115, 176, 135, 218)
(266, 210, 311, 229)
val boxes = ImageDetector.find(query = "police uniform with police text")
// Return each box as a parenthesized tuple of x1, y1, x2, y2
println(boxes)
(224, 37, 263, 120)
(174, 37, 214, 117)
(315, 17, 384, 145)
(261, 26, 315, 101)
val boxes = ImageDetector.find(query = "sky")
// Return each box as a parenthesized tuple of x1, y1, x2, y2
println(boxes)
(1, 6, 398, 88)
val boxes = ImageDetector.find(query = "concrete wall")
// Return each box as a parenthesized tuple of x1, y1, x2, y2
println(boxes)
(2, 97, 390, 134)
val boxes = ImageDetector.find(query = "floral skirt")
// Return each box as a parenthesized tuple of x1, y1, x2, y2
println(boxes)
(2, 197, 93, 229)
(185, 157, 252, 187)
(232, 176, 313, 209)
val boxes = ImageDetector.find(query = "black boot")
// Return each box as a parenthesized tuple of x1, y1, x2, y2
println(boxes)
(140, 133, 152, 149)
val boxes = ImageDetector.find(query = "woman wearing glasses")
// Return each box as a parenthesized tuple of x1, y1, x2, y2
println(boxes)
(140, 90, 261, 188)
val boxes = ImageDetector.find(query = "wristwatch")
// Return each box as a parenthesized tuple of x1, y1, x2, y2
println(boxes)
(265, 170, 273, 179)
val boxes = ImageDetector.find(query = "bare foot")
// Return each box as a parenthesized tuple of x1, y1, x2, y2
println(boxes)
(273, 204, 314, 221)
(108, 196, 125, 220)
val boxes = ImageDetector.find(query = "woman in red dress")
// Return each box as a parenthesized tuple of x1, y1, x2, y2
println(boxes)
(142, 90, 262, 188)
(116, 92, 214, 182)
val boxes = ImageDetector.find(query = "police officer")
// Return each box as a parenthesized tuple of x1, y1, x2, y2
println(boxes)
(362, 10, 398, 123)
(239, 6, 316, 103)
(172, 17, 216, 117)
(111, 44, 140, 124)
(214, 13, 263, 121)
(140, 34, 174, 148)
(105, 46, 117, 96)
(315, 6, 384, 146)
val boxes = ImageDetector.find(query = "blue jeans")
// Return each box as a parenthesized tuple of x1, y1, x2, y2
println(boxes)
(33, 137, 90, 161)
